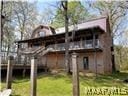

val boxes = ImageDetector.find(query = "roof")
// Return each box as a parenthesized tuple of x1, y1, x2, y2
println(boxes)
(31, 25, 56, 38)
(55, 16, 107, 34)
(15, 16, 108, 43)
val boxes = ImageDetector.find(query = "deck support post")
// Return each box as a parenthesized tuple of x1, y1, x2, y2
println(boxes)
(72, 52, 79, 96)
(23, 55, 27, 77)
(30, 56, 37, 96)
(17, 43, 21, 64)
(6, 56, 14, 89)
(93, 33, 97, 76)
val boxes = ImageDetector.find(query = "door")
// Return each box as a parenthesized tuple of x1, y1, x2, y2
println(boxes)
(83, 57, 89, 70)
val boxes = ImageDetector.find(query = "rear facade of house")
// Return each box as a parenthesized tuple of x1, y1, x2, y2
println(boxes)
(16, 16, 113, 74)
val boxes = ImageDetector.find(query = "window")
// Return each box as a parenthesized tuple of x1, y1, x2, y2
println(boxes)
(39, 31, 45, 37)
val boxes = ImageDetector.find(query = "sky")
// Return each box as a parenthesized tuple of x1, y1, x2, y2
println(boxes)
(36, 0, 58, 13)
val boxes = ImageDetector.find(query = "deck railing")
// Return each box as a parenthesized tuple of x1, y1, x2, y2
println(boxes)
(47, 39, 101, 51)
(1, 39, 101, 65)
(1, 55, 31, 65)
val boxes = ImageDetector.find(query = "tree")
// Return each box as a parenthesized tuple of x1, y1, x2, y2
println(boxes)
(1, 1, 16, 53)
(115, 45, 128, 71)
(51, 1, 90, 28)
(1, 1, 38, 54)
(115, 29, 128, 71)
(3, 23, 15, 54)
(11, 1, 38, 77)
(12, 1, 38, 40)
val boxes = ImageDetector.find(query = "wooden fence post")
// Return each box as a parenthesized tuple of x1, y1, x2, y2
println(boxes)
(6, 56, 14, 89)
(72, 52, 79, 96)
(30, 56, 37, 96)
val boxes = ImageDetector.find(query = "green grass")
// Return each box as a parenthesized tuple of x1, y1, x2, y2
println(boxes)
(1, 72, 128, 96)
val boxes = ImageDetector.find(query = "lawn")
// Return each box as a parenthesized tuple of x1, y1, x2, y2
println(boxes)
(1, 72, 128, 96)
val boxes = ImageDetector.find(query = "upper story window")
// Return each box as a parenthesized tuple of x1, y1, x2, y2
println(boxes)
(39, 31, 45, 37)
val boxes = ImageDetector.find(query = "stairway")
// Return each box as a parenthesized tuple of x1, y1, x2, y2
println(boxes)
(34, 47, 53, 56)
(19, 46, 53, 56)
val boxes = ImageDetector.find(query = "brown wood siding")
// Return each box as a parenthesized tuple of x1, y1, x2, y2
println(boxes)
(41, 52, 105, 74)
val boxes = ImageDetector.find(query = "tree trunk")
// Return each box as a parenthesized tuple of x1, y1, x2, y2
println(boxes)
(111, 38, 116, 72)
(1, 0, 4, 52)
(107, 16, 116, 72)
(7, 44, 10, 56)
(21, 32, 23, 40)
(62, 1, 71, 74)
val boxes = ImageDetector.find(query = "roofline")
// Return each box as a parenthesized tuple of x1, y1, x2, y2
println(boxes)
(81, 15, 107, 23)
(55, 15, 108, 30)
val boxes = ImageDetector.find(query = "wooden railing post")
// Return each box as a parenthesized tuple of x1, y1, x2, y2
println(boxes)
(72, 52, 79, 96)
(6, 56, 14, 89)
(30, 56, 37, 96)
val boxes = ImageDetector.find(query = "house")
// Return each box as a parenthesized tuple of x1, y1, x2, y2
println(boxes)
(16, 16, 113, 74)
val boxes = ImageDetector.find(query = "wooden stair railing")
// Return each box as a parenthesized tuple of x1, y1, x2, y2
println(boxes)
(19, 46, 53, 56)
(33, 47, 53, 56)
